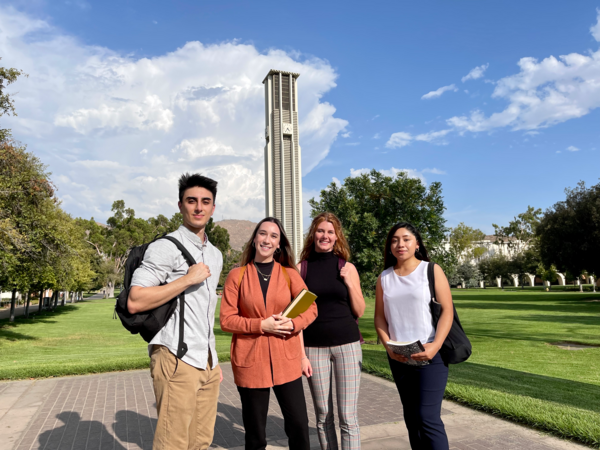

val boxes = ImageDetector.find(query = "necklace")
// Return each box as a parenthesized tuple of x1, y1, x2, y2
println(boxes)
(255, 264, 273, 281)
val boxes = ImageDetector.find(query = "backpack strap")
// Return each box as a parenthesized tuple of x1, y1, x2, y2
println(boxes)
(300, 260, 308, 280)
(238, 266, 247, 287)
(427, 261, 436, 302)
(338, 258, 364, 343)
(160, 236, 197, 266)
(281, 266, 291, 290)
(159, 236, 198, 359)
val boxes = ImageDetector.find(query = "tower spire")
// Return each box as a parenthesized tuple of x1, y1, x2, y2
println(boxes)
(263, 70, 303, 259)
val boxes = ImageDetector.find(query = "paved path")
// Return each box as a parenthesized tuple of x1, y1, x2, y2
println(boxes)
(0, 364, 587, 450)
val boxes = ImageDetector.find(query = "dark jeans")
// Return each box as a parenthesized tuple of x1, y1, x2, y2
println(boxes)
(237, 377, 310, 450)
(388, 353, 449, 450)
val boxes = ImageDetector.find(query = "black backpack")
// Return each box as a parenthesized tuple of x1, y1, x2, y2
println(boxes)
(427, 262, 472, 364)
(115, 235, 196, 358)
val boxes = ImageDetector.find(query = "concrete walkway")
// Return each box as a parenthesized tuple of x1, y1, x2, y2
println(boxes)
(0, 364, 587, 450)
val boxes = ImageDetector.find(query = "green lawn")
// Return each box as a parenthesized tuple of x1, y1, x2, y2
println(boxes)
(0, 298, 232, 380)
(360, 290, 600, 447)
(2, 290, 599, 446)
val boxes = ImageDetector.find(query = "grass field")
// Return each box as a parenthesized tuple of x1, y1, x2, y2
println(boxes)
(1, 290, 599, 446)
(360, 290, 600, 447)
(0, 298, 232, 380)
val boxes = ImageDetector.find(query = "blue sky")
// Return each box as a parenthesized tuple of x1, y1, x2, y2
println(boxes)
(2, 1, 600, 233)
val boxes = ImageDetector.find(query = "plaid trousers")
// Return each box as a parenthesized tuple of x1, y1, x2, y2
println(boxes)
(305, 341, 362, 450)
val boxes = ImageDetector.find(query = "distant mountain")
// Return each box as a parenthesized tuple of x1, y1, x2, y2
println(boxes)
(215, 219, 257, 251)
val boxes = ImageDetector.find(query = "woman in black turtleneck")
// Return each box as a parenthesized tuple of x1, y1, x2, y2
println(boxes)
(297, 212, 365, 450)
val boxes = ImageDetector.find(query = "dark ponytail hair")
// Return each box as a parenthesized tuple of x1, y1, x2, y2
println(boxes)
(384, 222, 430, 269)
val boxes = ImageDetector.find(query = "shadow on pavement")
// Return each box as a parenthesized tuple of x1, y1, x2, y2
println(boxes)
(38, 411, 126, 450)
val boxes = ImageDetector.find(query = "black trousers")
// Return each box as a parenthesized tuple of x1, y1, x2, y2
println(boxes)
(388, 353, 449, 450)
(237, 377, 310, 450)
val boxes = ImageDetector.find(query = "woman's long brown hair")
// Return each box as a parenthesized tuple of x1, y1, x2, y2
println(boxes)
(299, 212, 351, 262)
(240, 217, 297, 269)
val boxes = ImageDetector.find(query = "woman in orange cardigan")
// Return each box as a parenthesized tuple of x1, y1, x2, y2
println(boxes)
(220, 217, 318, 450)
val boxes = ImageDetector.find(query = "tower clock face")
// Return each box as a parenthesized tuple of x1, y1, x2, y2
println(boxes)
(283, 123, 293, 134)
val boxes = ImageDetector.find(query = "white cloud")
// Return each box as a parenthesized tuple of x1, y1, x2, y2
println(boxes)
(1, 7, 348, 222)
(55, 95, 174, 133)
(591, 9, 600, 42)
(461, 64, 489, 82)
(422, 168, 446, 175)
(414, 129, 451, 142)
(567, 145, 580, 152)
(373, 132, 380, 139)
(350, 167, 426, 183)
(421, 84, 458, 100)
(385, 132, 413, 148)
(344, 142, 360, 146)
(341, 131, 351, 138)
(448, 30, 600, 132)
(172, 137, 235, 161)
(385, 129, 451, 149)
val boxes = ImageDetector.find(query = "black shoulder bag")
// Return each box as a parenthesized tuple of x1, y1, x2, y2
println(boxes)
(427, 262, 472, 364)
(115, 235, 196, 358)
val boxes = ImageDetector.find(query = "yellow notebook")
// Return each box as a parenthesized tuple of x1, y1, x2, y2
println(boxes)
(281, 289, 318, 319)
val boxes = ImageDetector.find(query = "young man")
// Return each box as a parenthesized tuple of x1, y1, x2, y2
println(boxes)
(128, 173, 223, 450)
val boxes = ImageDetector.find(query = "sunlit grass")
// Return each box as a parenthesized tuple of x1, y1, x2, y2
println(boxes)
(0, 297, 231, 380)
(359, 290, 600, 447)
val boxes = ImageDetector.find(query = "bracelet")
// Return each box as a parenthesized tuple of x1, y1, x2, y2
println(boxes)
(302, 356, 308, 360)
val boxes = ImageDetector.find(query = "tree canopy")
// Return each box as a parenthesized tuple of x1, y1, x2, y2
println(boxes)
(448, 222, 486, 261)
(493, 206, 542, 257)
(0, 58, 27, 142)
(537, 181, 600, 277)
(308, 169, 448, 290)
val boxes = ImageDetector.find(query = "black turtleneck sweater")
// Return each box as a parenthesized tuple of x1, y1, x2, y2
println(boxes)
(303, 251, 360, 347)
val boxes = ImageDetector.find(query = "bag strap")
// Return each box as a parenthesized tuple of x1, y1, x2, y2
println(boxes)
(281, 266, 291, 290)
(160, 236, 197, 266)
(238, 265, 247, 287)
(338, 258, 346, 271)
(159, 236, 197, 359)
(427, 261, 436, 302)
(300, 260, 308, 280)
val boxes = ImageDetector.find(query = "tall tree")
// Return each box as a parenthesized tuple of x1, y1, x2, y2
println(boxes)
(537, 181, 600, 276)
(493, 206, 542, 257)
(82, 201, 157, 297)
(309, 169, 447, 291)
(206, 218, 231, 254)
(0, 58, 27, 142)
(448, 223, 486, 261)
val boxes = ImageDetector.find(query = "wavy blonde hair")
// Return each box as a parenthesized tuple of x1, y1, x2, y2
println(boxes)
(299, 212, 351, 262)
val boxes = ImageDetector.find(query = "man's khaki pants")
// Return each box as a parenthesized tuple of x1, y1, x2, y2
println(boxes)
(150, 345, 220, 450)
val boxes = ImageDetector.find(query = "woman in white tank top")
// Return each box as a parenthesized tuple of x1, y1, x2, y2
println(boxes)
(374, 222, 454, 450)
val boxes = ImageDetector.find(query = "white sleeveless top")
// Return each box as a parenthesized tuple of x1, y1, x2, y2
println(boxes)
(380, 261, 436, 344)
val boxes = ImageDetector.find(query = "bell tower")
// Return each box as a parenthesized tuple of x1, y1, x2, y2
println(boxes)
(263, 69, 303, 259)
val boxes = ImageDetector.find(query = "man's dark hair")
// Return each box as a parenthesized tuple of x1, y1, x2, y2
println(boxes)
(178, 173, 218, 203)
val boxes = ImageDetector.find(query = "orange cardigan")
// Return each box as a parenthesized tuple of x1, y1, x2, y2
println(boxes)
(220, 262, 318, 388)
